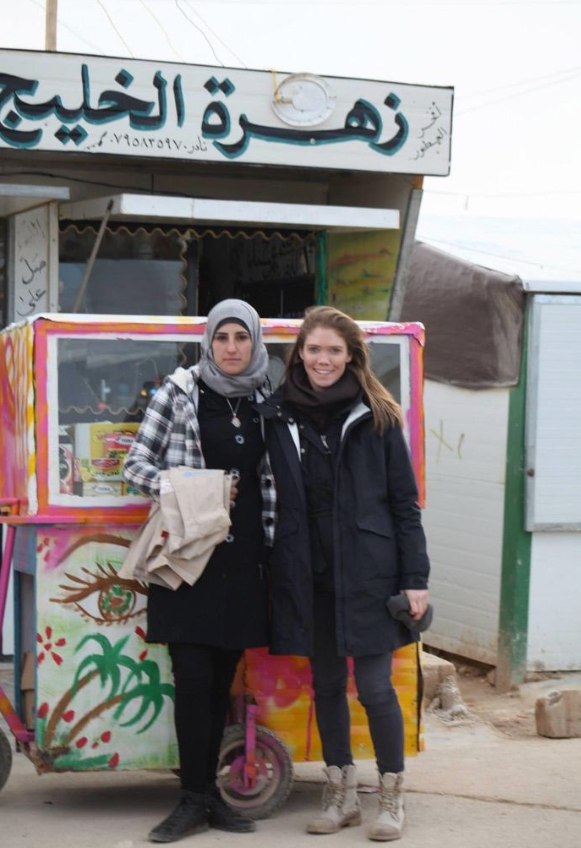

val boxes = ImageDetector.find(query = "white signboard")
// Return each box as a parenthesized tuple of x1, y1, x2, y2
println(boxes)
(0, 49, 453, 176)
(11, 205, 55, 321)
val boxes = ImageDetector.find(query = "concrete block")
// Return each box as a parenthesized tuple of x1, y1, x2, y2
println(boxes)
(421, 650, 456, 705)
(535, 689, 581, 738)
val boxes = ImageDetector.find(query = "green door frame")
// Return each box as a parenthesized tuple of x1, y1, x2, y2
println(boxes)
(496, 298, 532, 692)
(315, 232, 328, 305)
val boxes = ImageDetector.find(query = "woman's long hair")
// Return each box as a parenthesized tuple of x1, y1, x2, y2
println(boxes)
(287, 306, 403, 433)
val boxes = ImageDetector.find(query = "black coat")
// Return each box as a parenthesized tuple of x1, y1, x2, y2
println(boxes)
(259, 397, 430, 657)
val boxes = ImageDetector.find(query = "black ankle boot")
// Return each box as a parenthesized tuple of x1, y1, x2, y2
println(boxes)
(148, 790, 209, 843)
(205, 785, 257, 833)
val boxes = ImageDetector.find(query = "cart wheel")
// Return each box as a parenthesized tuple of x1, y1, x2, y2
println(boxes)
(0, 727, 13, 793)
(217, 723, 293, 820)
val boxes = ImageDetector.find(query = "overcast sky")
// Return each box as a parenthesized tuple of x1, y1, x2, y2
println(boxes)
(1, 0, 580, 222)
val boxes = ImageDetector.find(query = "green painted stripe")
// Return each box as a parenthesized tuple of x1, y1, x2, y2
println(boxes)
(315, 232, 328, 305)
(496, 301, 532, 691)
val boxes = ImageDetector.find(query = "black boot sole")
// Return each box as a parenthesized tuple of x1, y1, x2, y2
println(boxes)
(148, 821, 210, 843)
(209, 820, 257, 834)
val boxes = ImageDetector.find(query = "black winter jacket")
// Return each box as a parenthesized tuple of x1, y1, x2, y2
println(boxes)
(259, 396, 430, 657)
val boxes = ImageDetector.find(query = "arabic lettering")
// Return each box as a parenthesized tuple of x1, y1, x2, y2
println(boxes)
(201, 85, 409, 159)
(0, 62, 414, 161)
(419, 101, 442, 137)
(21, 258, 47, 286)
(413, 126, 448, 160)
(0, 64, 175, 148)
(16, 287, 47, 318)
(109, 132, 207, 154)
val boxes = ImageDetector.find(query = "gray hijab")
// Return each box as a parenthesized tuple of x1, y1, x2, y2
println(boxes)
(198, 299, 269, 397)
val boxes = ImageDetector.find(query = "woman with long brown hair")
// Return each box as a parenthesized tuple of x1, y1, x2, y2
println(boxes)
(259, 306, 430, 842)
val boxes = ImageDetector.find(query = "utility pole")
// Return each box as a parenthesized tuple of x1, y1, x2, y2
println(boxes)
(45, 0, 58, 51)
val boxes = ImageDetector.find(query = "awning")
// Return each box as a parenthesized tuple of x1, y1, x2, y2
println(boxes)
(0, 183, 70, 217)
(59, 193, 399, 232)
(401, 241, 525, 388)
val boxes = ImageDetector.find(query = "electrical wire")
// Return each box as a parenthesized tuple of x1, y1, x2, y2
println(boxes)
(461, 63, 581, 102)
(28, 0, 106, 53)
(137, 0, 185, 61)
(457, 69, 581, 114)
(420, 236, 581, 276)
(175, 0, 225, 66)
(426, 187, 581, 199)
(170, 1, 581, 5)
(183, 0, 248, 67)
(96, 0, 135, 57)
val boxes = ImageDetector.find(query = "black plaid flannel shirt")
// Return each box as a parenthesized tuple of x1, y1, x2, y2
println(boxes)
(123, 367, 277, 545)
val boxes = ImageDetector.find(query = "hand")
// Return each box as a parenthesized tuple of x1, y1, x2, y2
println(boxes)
(403, 589, 429, 620)
(229, 482, 239, 507)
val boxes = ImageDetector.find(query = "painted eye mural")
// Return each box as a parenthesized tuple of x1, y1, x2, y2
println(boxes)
(45, 531, 148, 626)
(50, 560, 148, 625)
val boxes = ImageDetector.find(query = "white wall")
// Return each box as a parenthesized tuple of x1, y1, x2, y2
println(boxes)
(421, 380, 510, 664)
(527, 533, 581, 671)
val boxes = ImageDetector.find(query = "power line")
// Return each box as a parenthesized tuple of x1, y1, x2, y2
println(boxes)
(96, 0, 135, 56)
(137, 0, 185, 61)
(176, 1, 581, 5)
(420, 236, 581, 276)
(175, 0, 224, 66)
(426, 188, 581, 199)
(461, 63, 581, 101)
(28, 0, 105, 53)
(183, 0, 248, 67)
(457, 69, 581, 114)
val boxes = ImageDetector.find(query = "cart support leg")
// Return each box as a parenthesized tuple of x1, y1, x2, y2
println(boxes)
(0, 525, 16, 656)
(243, 703, 258, 789)
(0, 526, 33, 744)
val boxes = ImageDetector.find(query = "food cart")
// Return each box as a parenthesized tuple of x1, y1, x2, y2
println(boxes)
(0, 313, 426, 814)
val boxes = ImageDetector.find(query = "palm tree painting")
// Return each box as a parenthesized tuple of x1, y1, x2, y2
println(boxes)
(36, 632, 175, 771)
(34, 527, 178, 772)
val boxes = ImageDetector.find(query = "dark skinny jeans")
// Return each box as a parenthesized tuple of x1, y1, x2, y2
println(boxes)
(168, 642, 242, 794)
(310, 592, 404, 775)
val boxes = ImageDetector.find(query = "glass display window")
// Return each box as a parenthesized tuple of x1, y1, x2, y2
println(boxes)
(0, 316, 424, 519)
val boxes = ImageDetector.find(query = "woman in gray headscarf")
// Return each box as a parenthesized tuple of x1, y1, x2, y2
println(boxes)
(124, 299, 275, 844)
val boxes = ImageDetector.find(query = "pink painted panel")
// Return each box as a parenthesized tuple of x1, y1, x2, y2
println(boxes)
(0, 322, 34, 508)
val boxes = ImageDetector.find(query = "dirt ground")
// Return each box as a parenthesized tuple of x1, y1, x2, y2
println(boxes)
(434, 651, 581, 739)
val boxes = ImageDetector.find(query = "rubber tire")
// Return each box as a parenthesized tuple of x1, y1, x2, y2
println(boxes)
(0, 727, 13, 793)
(217, 723, 293, 820)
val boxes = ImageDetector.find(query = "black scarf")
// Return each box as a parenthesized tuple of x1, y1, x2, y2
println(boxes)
(283, 361, 362, 433)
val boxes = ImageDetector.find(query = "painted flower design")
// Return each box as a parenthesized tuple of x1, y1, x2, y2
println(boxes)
(37, 625, 66, 666)
(135, 625, 148, 661)
(36, 534, 56, 563)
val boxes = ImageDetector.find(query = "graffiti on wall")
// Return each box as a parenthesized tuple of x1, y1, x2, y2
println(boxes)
(12, 206, 52, 320)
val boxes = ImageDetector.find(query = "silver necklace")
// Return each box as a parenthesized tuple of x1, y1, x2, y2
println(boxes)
(226, 397, 243, 428)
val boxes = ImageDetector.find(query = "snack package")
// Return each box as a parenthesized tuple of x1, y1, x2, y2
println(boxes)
(77, 457, 125, 482)
(81, 481, 124, 497)
(73, 422, 139, 461)
(58, 426, 74, 494)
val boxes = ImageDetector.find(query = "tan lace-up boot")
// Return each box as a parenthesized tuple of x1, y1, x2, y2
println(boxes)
(306, 765, 362, 834)
(368, 772, 405, 841)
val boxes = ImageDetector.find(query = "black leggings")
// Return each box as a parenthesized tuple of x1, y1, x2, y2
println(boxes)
(310, 593, 404, 774)
(168, 643, 242, 793)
